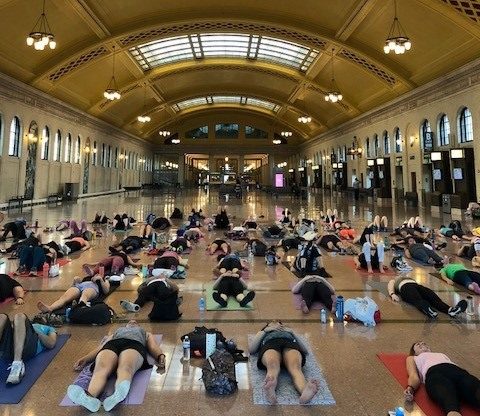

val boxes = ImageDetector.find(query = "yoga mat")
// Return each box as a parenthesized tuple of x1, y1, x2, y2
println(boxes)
(345, 258, 397, 276)
(60, 335, 162, 407)
(8, 258, 71, 277)
(0, 334, 70, 404)
(365, 280, 390, 297)
(289, 282, 325, 310)
(205, 284, 254, 310)
(248, 334, 335, 405)
(429, 272, 472, 293)
(212, 270, 250, 280)
(281, 261, 331, 278)
(377, 353, 478, 416)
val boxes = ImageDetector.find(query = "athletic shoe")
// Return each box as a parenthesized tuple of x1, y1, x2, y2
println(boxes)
(67, 384, 101, 412)
(212, 291, 228, 307)
(422, 306, 438, 319)
(6, 360, 25, 384)
(448, 300, 468, 317)
(239, 291, 255, 307)
(120, 300, 140, 312)
(103, 380, 131, 411)
(396, 262, 413, 272)
(123, 266, 138, 275)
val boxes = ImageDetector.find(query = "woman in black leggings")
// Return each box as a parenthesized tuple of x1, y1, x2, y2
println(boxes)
(291, 275, 335, 314)
(405, 341, 480, 416)
(388, 276, 467, 319)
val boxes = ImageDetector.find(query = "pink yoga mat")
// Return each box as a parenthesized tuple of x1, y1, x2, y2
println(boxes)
(60, 335, 162, 407)
(377, 353, 478, 416)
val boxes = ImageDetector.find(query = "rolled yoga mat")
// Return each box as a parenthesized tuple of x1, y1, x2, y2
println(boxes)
(0, 334, 71, 404)
(248, 334, 335, 405)
(205, 284, 254, 310)
(377, 353, 478, 416)
(60, 334, 162, 407)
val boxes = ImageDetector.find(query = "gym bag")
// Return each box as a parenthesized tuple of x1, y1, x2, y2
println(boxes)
(202, 350, 238, 395)
(69, 301, 115, 325)
(181, 326, 226, 358)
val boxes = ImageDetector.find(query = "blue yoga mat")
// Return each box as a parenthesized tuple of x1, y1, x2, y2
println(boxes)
(0, 334, 70, 404)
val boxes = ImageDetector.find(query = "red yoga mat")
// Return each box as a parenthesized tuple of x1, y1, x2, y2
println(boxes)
(377, 353, 478, 416)
(8, 258, 71, 277)
(346, 258, 397, 276)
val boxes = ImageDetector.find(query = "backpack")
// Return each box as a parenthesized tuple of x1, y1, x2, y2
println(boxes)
(146, 213, 156, 225)
(148, 296, 181, 321)
(157, 232, 168, 244)
(69, 302, 115, 325)
(181, 326, 226, 358)
(265, 251, 278, 266)
(202, 350, 238, 395)
(344, 297, 380, 327)
(251, 241, 267, 256)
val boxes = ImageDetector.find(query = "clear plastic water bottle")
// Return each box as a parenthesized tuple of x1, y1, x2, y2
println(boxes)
(198, 297, 206, 311)
(65, 307, 72, 323)
(182, 336, 191, 361)
(141, 265, 148, 279)
(320, 308, 327, 323)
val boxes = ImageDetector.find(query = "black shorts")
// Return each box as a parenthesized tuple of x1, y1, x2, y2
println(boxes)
(220, 258, 241, 271)
(213, 239, 226, 246)
(257, 338, 306, 370)
(154, 257, 179, 269)
(0, 314, 38, 361)
(65, 241, 82, 253)
(216, 276, 244, 296)
(99, 338, 150, 370)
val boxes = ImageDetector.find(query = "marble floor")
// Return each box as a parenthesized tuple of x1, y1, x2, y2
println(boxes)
(1, 188, 480, 416)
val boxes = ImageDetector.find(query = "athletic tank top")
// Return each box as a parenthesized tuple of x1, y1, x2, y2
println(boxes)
(414, 352, 454, 382)
(112, 326, 147, 346)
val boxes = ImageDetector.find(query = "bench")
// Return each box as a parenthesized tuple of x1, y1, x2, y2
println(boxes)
(47, 194, 63, 205)
(8, 196, 24, 212)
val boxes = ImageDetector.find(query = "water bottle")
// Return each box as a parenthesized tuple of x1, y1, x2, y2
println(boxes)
(151, 232, 156, 249)
(320, 308, 327, 323)
(198, 297, 206, 311)
(35, 219, 39, 228)
(467, 295, 475, 315)
(335, 295, 344, 322)
(65, 307, 72, 323)
(248, 245, 254, 261)
(142, 265, 148, 279)
(182, 336, 191, 361)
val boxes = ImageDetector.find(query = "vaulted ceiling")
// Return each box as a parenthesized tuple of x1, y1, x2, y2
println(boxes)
(2, 0, 480, 145)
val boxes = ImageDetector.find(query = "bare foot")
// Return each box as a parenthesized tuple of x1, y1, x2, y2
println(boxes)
(444, 255, 450, 265)
(299, 379, 320, 404)
(379, 266, 385, 274)
(37, 301, 51, 313)
(367, 267, 374, 274)
(263, 375, 278, 405)
(300, 299, 309, 314)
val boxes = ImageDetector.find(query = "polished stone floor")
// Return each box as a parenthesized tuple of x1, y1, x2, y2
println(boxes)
(1, 188, 480, 416)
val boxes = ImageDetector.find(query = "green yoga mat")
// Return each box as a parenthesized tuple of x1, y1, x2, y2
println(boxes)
(204, 284, 254, 310)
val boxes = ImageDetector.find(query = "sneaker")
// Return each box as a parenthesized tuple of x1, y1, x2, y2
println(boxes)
(120, 300, 140, 312)
(423, 306, 438, 319)
(67, 384, 101, 412)
(103, 380, 131, 412)
(396, 262, 413, 272)
(6, 360, 25, 384)
(448, 300, 468, 317)
(239, 291, 255, 307)
(212, 291, 227, 307)
(123, 266, 138, 275)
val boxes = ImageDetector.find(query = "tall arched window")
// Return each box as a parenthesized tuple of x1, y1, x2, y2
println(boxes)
(101, 143, 106, 167)
(438, 114, 450, 146)
(75, 136, 81, 164)
(421, 119, 432, 150)
(53, 130, 61, 161)
(114, 147, 118, 168)
(8, 116, 21, 157)
(365, 137, 370, 158)
(41, 126, 50, 160)
(383, 131, 390, 155)
(394, 128, 402, 153)
(107, 145, 112, 167)
(92, 141, 97, 165)
(64, 133, 72, 162)
(373, 134, 379, 157)
(458, 107, 473, 143)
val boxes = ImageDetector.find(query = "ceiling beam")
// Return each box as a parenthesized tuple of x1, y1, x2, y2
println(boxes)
(64, 0, 110, 38)
(335, 0, 380, 42)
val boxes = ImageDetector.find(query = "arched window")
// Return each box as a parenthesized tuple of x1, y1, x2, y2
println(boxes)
(107, 145, 112, 167)
(114, 147, 118, 168)
(394, 128, 402, 153)
(458, 107, 473, 143)
(64, 133, 72, 162)
(383, 131, 390, 155)
(373, 134, 379, 157)
(8, 116, 21, 157)
(365, 137, 370, 158)
(421, 119, 432, 150)
(41, 126, 50, 160)
(0, 114, 4, 156)
(53, 130, 61, 161)
(75, 136, 81, 164)
(92, 141, 97, 165)
(101, 143, 106, 167)
(438, 114, 450, 146)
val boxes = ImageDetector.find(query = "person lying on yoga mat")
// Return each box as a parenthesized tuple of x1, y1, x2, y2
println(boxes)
(320, 208, 337, 226)
(391, 233, 446, 252)
(439, 263, 480, 294)
(404, 238, 448, 268)
(207, 239, 231, 255)
(83, 252, 138, 277)
(92, 211, 108, 224)
(0, 218, 27, 242)
(249, 320, 319, 405)
(292, 237, 324, 278)
(291, 275, 336, 315)
(151, 216, 172, 230)
(14, 242, 46, 277)
(152, 250, 188, 270)
(169, 236, 191, 253)
(388, 276, 467, 318)
(213, 253, 249, 275)
(169, 207, 183, 220)
(405, 341, 480, 416)
(111, 213, 135, 231)
(109, 236, 146, 255)
(317, 233, 356, 253)
(437, 221, 471, 241)
(0, 313, 57, 384)
(0, 232, 39, 256)
(280, 209, 293, 226)
(244, 238, 268, 256)
(263, 224, 286, 239)
(37, 274, 110, 313)
(457, 238, 480, 268)
(406, 216, 426, 232)
(243, 216, 258, 229)
(183, 227, 203, 242)
(335, 223, 356, 241)
(278, 234, 301, 252)
(354, 241, 386, 273)
(0, 274, 25, 305)
(62, 236, 90, 254)
(67, 320, 165, 412)
(214, 208, 230, 229)
(211, 270, 255, 307)
(56, 219, 88, 237)
(355, 224, 375, 246)
(372, 215, 389, 232)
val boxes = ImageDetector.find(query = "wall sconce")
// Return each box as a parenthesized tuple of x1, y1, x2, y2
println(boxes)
(409, 136, 416, 147)
(28, 133, 38, 143)
(84, 146, 90, 153)
(92, 148, 98, 154)
(125, 155, 129, 160)
(118, 153, 125, 160)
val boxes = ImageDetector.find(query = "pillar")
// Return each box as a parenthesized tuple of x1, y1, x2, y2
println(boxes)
(178, 153, 185, 185)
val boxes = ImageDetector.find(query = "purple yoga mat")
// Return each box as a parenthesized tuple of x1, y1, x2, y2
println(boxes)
(289, 283, 325, 310)
(60, 335, 162, 407)
(0, 334, 70, 404)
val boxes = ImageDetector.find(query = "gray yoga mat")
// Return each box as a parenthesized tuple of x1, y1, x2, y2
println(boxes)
(248, 334, 335, 405)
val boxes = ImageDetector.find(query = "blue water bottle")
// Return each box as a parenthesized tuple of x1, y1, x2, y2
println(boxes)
(198, 297, 206, 311)
(65, 307, 72, 323)
(141, 265, 148, 278)
(335, 295, 344, 322)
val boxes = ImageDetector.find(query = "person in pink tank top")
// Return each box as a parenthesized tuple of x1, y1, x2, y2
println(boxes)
(405, 341, 480, 415)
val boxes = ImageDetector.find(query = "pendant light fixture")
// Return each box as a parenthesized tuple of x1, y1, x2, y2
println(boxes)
(297, 85, 311, 124)
(137, 83, 151, 123)
(324, 49, 343, 103)
(383, 0, 412, 54)
(103, 46, 121, 101)
(26, 0, 56, 50)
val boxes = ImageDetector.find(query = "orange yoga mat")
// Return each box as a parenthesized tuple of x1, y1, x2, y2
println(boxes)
(377, 353, 478, 416)
(346, 258, 397, 276)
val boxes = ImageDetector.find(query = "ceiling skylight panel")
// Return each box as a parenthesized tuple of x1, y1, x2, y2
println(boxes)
(246, 98, 279, 112)
(212, 96, 242, 104)
(175, 97, 208, 111)
(200, 33, 249, 58)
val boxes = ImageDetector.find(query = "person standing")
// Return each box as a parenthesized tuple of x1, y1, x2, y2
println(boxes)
(353, 177, 360, 201)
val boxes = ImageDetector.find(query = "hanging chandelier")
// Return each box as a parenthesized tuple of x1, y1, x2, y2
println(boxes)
(297, 115, 311, 124)
(26, 0, 56, 50)
(383, 0, 412, 54)
(324, 50, 343, 103)
(171, 138, 180, 144)
(273, 138, 281, 144)
(281, 131, 292, 137)
(103, 46, 121, 101)
(159, 130, 171, 137)
(137, 84, 151, 123)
